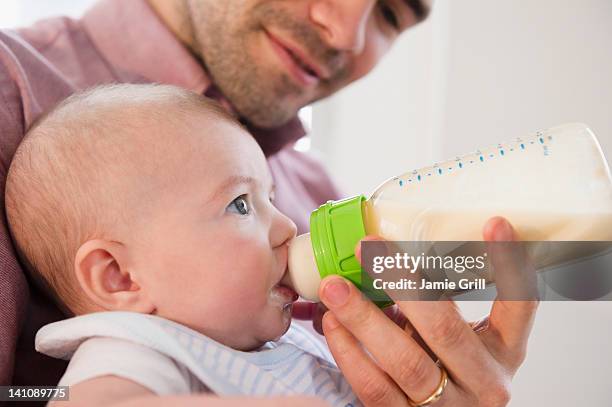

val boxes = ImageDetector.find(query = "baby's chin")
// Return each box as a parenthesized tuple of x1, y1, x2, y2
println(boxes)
(278, 301, 295, 336)
(249, 301, 294, 347)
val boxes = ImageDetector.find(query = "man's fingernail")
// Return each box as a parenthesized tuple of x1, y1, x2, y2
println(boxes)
(494, 220, 512, 241)
(323, 278, 350, 307)
(323, 311, 340, 330)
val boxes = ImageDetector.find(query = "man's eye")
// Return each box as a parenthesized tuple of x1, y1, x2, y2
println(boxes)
(379, 2, 400, 30)
(227, 195, 250, 215)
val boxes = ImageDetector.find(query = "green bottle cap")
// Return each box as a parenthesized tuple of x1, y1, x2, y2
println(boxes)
(310, 195, 393, 308)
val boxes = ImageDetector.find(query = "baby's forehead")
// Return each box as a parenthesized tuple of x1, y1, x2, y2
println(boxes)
(135, 112, 272, 190)
(32, 85, 271, 200)
(189, 122, 272, 185)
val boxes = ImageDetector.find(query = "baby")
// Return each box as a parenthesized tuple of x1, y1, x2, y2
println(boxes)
(6, 84, 357, 407)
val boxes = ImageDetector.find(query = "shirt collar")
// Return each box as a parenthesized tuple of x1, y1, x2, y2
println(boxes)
(82, 0, 305, 155)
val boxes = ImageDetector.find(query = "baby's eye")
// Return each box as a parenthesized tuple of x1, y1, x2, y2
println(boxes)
(227, 195, 250, 215)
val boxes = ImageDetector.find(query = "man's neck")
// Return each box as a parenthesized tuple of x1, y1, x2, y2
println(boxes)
(146, 0, 197, 54)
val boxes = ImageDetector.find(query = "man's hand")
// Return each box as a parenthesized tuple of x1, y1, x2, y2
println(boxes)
(313, 217, 538, 406)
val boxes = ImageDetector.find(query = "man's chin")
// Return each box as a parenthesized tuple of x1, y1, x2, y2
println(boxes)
(243, 107, 299, 129)
(227, 90, 303, 128)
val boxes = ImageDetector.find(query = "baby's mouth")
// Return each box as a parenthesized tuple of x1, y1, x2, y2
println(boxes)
(269, 283, 299, 309)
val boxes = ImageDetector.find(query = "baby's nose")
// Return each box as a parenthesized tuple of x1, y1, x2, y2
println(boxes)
(271, 210, 298, 248)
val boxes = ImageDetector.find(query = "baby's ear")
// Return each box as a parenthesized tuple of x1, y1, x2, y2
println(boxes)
(74, 240, 155, 313)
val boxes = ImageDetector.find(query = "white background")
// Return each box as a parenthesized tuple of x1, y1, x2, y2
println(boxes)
(2, 1, 612, 405)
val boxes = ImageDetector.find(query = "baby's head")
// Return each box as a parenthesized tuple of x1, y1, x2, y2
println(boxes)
(6, 84, 298, 350)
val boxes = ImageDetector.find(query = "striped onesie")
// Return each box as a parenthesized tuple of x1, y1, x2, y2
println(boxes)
(36, 312, 360, 406)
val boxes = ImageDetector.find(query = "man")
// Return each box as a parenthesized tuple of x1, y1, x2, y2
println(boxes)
(0, 1, 536, 405)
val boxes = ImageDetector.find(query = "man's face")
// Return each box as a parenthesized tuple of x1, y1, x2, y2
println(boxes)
(187, 0, 429, 127)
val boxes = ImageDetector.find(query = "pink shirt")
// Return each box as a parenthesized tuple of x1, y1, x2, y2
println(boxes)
(0, 0, 341, 386)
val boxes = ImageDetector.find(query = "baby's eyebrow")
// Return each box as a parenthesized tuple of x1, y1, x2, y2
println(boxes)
(209, 175, 256, 203)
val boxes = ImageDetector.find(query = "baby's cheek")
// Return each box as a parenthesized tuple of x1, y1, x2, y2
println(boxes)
(208, 269, 270, 311)
(185, 235, 275, 319)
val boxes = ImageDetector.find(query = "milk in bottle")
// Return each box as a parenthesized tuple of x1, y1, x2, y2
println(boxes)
(285, 123, 612, 302)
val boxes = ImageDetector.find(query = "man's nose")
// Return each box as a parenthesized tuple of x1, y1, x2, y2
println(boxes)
(309, 0, 375, 54)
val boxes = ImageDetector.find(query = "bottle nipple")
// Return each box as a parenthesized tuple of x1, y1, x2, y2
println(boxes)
(285, 233, 322, 301)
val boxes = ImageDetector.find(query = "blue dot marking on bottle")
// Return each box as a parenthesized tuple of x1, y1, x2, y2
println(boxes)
(459, 162, 463, 168)
(438, 168, 442, 175)
(500, 150, 505, 156)
(539, 137, 544, 144)
(399, 180, 404, 186)
(520, 143, 525, 149)
(479, 156, 484, 162)
(417, 175, 421, 181)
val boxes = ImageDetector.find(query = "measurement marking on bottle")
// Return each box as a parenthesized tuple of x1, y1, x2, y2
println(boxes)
(396, 131, 554, 188)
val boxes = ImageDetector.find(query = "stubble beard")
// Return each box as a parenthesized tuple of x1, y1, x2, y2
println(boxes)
(189, 1, 347, 128)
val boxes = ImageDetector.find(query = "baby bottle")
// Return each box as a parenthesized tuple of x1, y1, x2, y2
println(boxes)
(285, 123, 612, 302)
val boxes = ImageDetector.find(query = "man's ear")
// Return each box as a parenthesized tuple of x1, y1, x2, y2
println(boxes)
(74, 240, 155, 313)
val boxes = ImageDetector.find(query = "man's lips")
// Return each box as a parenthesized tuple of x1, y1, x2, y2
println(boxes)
(265, 29, 329, 86)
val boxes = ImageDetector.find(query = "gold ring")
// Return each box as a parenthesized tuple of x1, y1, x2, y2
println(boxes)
(408, 362, 449, 407)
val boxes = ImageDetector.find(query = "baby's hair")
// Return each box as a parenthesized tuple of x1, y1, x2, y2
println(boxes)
(5, 83, 242, 314)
